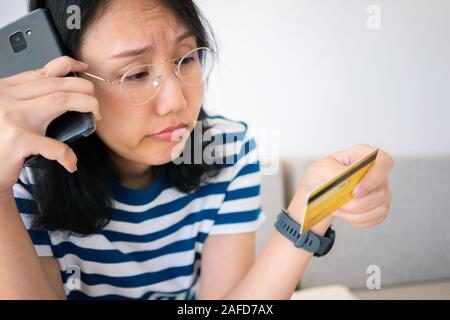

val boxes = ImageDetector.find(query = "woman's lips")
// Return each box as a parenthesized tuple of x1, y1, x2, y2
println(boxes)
(148, 123, 189, 141)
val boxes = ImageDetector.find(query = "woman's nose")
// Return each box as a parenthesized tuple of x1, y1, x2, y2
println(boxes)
(152, 65, 187, 116)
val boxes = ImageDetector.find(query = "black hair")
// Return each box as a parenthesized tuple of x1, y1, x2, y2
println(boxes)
(27, 0, 222, 235)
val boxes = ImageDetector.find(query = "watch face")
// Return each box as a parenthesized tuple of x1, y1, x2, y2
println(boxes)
(315, 227, 336, 257)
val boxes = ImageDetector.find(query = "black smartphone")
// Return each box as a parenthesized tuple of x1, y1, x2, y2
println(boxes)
(0, 8, 96, 166)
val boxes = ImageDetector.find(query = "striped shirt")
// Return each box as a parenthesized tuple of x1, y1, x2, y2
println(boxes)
(13, 114, 266, 300)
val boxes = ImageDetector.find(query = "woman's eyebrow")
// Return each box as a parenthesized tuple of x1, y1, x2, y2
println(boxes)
(108, 31, 196, 60)
(176, 30, 196, 43)
(109, 45, 152, 59)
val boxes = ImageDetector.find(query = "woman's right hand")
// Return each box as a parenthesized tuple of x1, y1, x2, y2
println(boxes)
(0, 56, 102, 195)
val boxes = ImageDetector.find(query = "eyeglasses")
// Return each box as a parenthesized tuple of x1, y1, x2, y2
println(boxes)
(82, 47, 215, 106)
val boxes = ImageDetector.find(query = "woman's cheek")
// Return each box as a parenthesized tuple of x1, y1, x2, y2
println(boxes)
(94, 94, 141, 149)
(184, 85, 204, 115)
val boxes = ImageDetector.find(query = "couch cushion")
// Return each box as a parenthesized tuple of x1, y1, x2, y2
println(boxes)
(258, 155, 450, 289)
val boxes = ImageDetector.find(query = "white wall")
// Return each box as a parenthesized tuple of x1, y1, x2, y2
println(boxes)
(196, 0, 450, 158)
(2, 0, 449, 158)
(0, 0, 27, 26)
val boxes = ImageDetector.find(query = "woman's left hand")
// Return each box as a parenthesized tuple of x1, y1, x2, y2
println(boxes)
(330, 145, 394, 228)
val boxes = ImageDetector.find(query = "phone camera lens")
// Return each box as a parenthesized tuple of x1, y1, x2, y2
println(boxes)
(9, 31, 27, 53)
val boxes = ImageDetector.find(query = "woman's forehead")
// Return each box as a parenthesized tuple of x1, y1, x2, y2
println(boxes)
(81, 0, 191, 56)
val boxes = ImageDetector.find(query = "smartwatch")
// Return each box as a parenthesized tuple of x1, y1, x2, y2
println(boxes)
(274, 209, 335, 257)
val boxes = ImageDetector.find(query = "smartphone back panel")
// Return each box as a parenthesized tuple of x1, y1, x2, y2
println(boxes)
(0, 9, 65, 77)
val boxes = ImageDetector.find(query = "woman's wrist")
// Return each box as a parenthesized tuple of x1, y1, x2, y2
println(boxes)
(286, 185, 333, 237)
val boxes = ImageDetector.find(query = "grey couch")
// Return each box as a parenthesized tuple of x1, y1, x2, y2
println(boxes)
(257, 155, 450, 297)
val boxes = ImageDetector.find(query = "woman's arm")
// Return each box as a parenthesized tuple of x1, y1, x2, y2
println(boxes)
(198, 145, 393, 300)
(0, 190, 66, 299)
(221, 220, 330, 300)
(0, 56, 97, 300)
(199, 186, 329, 300)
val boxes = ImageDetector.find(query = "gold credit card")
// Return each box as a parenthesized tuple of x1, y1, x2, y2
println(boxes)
(300, 148, 379, 234)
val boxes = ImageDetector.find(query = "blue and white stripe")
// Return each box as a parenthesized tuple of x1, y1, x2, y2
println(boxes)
(13, 114, 266, 300)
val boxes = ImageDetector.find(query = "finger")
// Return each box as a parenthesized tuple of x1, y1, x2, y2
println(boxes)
(304, 156, 348, 191)
(44, 56, 89, 78)
(353, 149, 394, 198)
(345, 216, 386, 229)
(1, 67, 50, 86)
(10, 77, 95, 100)
(339, 183, 389, 213)
(335, 201, 389, 225)
(22, 133, 78, 173)
(3, 56, 88, 86)
(331, 144, 376, 166)
(21, 92, 101, 122)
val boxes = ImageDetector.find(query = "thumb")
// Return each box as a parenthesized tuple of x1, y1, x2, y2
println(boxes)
(302, 155, 348, 192)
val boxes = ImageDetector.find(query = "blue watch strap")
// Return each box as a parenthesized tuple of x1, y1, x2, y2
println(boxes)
(274, 209, 335, 257)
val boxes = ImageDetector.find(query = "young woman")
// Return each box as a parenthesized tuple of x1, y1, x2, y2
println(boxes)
(0, 0, 393, 300)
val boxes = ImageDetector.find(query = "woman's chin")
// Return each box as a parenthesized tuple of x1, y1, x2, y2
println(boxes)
(139, 139, 187, 165)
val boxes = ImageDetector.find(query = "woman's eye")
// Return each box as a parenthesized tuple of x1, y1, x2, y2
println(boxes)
(180, 56, 196, 65)
(126, 72, 149, 81)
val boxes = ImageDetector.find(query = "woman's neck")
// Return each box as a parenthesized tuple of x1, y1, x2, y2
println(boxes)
(110, 151, 154, 190)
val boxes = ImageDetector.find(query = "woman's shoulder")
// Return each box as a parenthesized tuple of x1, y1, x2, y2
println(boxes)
(203, 113, 257, 163)
(204, 113, 249, 139)
(201, 113, 259, 184)
(201, 114, 265, 236)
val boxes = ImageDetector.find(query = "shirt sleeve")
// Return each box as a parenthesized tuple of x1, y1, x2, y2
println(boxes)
(209, 134, 267, 235)
(13, 167, 54, 257)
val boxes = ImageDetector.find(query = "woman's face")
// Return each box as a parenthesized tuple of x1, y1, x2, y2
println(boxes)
(78, 0, 204, 168)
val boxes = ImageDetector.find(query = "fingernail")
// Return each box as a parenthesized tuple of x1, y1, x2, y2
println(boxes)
(353, 185, 366, 198)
